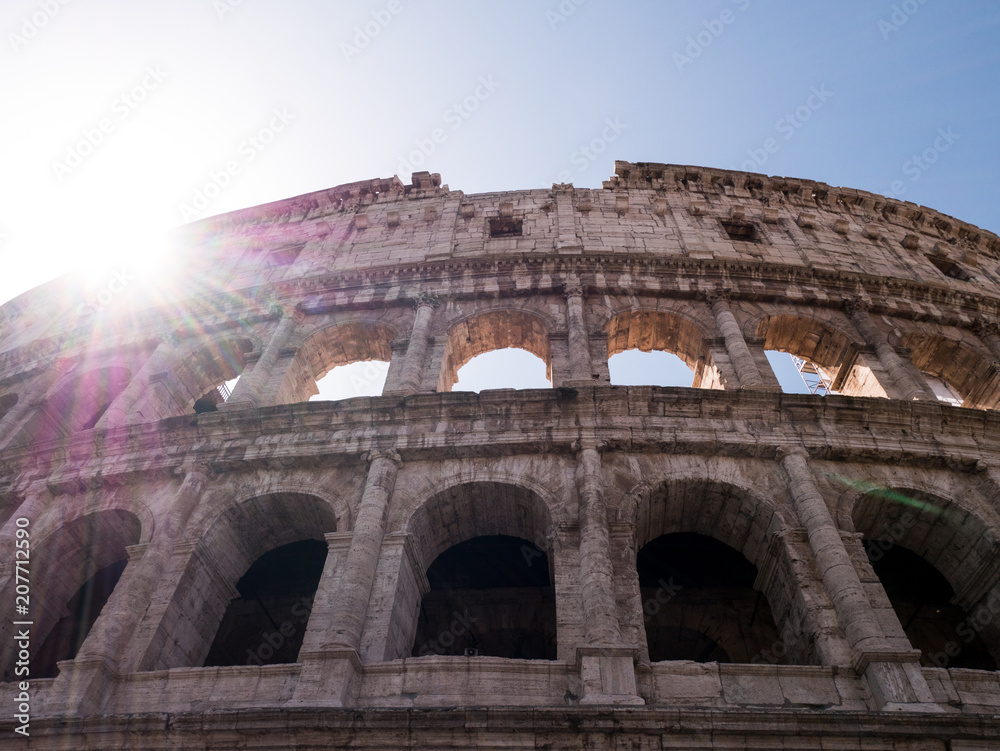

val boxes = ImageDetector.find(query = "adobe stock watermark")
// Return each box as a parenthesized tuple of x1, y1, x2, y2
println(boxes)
(673, 0, 751, 72)
(341, 0, 404, 63)
(641, 577, 682, 622)
(546, 0, 586, 31)
(885, 127, 959, 199)
(731, 85, 834, 173)
(213, 0, 247, 21)
(397, 76, 501, 175)
(7, 0, 72, 53)
(51, 66, 169, 183)
(415, 610, 477, 656)
(878, 0, 931, 41)
(77, 266, 136, 322)
(554, 117, 628, 184)
(177, 107, 294, 221)
(245, 596, 313, 665)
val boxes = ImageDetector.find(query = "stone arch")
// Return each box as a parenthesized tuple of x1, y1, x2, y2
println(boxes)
(138, 491, 338, 670)
(755, 312, 886, 397)
(848, 483, 1000, 668)
(899, 333, 1000, 409)
(0, 509, 141, 680)
(280, 320, 397, 403)
(400, 481, 557, 661)
(632, 475, 809, 664)
(171, 336, 255, 413)
(605, 309, 719, 388)
(437, 309, 552, 391)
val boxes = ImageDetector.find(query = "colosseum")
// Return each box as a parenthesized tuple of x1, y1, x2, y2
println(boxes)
(1, 161, 1000, 749)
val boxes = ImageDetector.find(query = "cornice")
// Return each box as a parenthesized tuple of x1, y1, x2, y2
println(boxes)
(0, 387, 993, 495)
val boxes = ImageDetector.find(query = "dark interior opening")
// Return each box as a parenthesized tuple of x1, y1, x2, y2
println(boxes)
(203, 539, 327, 667)
(864, 541, 997, 670)
(720, 220, 760, 243)
(488, 217, 523, 238)
(638, 532, 786, 663)
(31, 558, 128, 678)
(412, 534, 556, 659)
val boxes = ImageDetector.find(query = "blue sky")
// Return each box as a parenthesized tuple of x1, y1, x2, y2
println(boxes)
(1, 1, 998, 394)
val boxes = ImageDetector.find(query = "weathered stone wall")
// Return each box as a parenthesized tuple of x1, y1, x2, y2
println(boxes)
(2, 162, 1000, 748)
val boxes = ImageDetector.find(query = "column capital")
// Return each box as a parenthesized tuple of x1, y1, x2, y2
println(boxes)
(364, 448, 402, 468)
(563, 278, 584, 298)
(173, 460, 215, 481)
(411, 292, 440, 309)
(704, 285, 732, 305)
(276, 303, 307, 323)
(974, 316, 999, 337)
(776, 445, 810, 462)
(572, 437, 607, 455)
(842, 295, 871, 316)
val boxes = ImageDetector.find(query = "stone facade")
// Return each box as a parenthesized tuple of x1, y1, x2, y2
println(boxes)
(1, 161, 1000, 748)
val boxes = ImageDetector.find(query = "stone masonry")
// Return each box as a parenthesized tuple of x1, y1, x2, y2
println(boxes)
(1, 162, 1000, 748)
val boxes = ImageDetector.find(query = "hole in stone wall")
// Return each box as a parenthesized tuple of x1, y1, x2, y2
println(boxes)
(488, 217, 522, 238)
(411, 534, 556, 660)
(608, 349, 694, 387)
(638, 533, 786, 664)
(928, 255, 972, 281)
(864, 542, 997, 670)
(310, 360, 389, 401)
(31, 558, 128, 678)
(720, 221, 760, 243)
(203, 539, 327, 667)
(451, 348, 551, 392)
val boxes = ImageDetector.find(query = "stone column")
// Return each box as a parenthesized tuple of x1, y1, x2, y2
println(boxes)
(844, 298, 935, 401)
(393, 296, 438, 395)
(574, 439, 643, 705)
(227, 307, 302, 408)
(293, 449, 402, 707)
(96, 336, 177, 429)
(564, 277, 594, 386)
(50, 463, 210, 713)
(707, 288, 765, 389)
(779, 448, 937, 710)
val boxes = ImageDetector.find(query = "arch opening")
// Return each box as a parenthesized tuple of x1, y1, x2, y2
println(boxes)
(203, 539, 327, 667)
(759, 315, 886, 398)
(864, 541, 996, 670)
(451, 348, 551, 392)
(852, 486, 1000, 670)
(902, 334, 999, 409)
(606, 311, 718, 389)
(411, 534, 556, 660)
(139, 492, 337, 671)
(638, 532, 783, 663)
(176, 338, 253, 416)
(439, 311, 552, 392)
(284, 322, 393, 403)
(1, 509, 140, 681)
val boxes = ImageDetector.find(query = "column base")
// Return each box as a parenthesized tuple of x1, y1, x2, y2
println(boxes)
(49, 656, 119, 715)
(577, 647, 645, 706)
(854, 650, 943, 712)
(287, 649, 362, 708)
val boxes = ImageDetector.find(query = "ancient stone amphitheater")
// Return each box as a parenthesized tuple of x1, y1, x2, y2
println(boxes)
(2, 161, 1000, 749)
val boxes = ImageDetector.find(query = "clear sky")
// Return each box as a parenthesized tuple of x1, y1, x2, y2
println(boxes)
(2, 1, 998, 394)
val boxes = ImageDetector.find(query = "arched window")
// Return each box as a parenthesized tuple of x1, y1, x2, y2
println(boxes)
(606, 311, 717, 388)
(397, 481, 555, 663)
(138, 492, 337, 671)
(282, 322, 393, 403)
(638, 533, 783, 663)
(1, 509, 140, 681)
(203, 539, 327, 667)
(439, 311, 552, 392)
(759, 315, 886, 397)
(902, 334, 1000, 409)
(412, 535, 556, 659)
(853, 486, 1000, 670)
